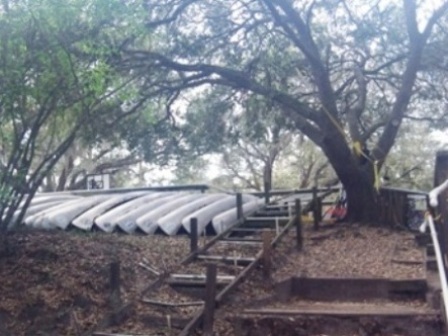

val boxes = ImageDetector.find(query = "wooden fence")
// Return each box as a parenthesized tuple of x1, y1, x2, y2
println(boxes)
(378, 187, 426, 228)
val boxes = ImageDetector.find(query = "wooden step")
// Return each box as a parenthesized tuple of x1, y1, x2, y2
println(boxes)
(197, 255, 256, 266)
(231, 227, 277, 233)
(246, 216, 291, 221)
(427, 256, 437, 271)
(275, 277, 428, 302)
(264, 204, 290, 210)
(167, 273, 235, 287)
(216, 240, 262, 246)
(415, 233, 432, 246)
(256, 210, 292, 217)
(222, 237, 263, 243)
(242, 305, 439, 317)
(427, 244, 435, 256)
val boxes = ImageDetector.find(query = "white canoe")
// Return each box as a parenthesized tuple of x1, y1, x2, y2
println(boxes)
(182, 194, 257, 234)
(44, 195, 110, 230)
(10, 200, 66, 227)
(13, 194, 81, 218)
(95, 193, 181, 233)
(25, 197, 87, 228)
(112, 193, 188, 233)
(25, 195, 81, 207)
(135, 194, 205, 234)
(158, 194, 226, 236)
(71, 192, 149, 231)
(212, 199, 264, 234)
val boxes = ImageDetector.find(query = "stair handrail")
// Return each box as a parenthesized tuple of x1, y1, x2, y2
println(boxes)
(429, 178, 448, 207)
(420, 179, 448, 323)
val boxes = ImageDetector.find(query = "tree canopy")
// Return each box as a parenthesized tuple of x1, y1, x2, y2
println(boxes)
(1, 0, 448, 230)
(119, 0, 448, 221)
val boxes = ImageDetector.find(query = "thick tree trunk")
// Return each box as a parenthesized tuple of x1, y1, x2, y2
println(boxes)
(320, 134, 380, 224)
(342, 164, 379, 223)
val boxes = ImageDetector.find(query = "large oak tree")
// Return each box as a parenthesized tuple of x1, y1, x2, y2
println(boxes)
(121, 0, 448, 222)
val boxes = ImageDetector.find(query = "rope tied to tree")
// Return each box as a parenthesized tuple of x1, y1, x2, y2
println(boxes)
(320, 103, 382, 193)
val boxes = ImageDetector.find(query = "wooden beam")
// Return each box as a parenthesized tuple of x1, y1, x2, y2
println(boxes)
(236, 193, 243, 219)
(197, 255, 256, 266)
(190, 217, 198, 254)
(262, 231, 272, 279)
(141, 299, 204, 307)
(203, 263, 217, 336)
(241, 307, 438, 317)
(109, 260, 121, 308)
(295, 199, 303, 251)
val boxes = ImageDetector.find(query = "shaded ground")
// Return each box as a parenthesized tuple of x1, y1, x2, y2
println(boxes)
(0, 230, 191, 336)
(193, 223, 439, 336)
(273, 223, 425, 280)
(0, 223, 440, 336)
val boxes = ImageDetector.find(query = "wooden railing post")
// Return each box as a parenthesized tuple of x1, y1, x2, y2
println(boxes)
(264, 181, 270, 204)
(203, 263, 217, 336)
(313, 197, 322, 231)
(109, 260, 121, 308)
(262, 231, 272, 279)
(236, 193, 243, 220)
(295, 199, 303, 251)
(190, 218, 198, 254)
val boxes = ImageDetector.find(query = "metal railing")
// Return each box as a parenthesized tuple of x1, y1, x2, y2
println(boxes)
(420, 178, 448, 323)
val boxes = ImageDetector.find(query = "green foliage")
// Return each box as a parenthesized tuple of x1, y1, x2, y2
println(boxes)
(0, 0, 151, 229)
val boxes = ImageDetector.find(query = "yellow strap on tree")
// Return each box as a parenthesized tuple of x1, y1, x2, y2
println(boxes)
(353, 141, 363, 157)
(374, 161, 381, 192)
(321, 106, 382, 192)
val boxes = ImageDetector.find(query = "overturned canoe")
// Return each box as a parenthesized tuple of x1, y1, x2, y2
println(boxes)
(212, 199, 264, 234)
(45, 195, 110, 230)
(114, 193, 186, 233)
(135, 194, 204, 234)
(10, 200, 67, 228)
(25, 197, 87, 228)
(157, 194, 226, 236)
(95, 193, 181, 233)
(182, 194, 257, 234)
(71, 192, 148, 231)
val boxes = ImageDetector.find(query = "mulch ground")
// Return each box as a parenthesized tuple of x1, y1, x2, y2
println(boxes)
(193, 223, 432, 336)
(0, 223, 432, 336)
(274, 222, 425, 280)
(0, 229, 191, 336)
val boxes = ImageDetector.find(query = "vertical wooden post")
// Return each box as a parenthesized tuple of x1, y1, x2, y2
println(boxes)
(109, 260, 121, 308)
(203, 263, 217, 336)
(313, 197, 322, 230)
(264, 181, 270, 204)
(262, 231, 272, 279)
(402, 193, 409, 228)
(236, 193, 243, 220)
(190, 218, 198, 254)
(295, 199, 303, 251)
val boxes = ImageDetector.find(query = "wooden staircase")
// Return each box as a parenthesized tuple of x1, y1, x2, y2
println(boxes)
(90, 195, 308, 336)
